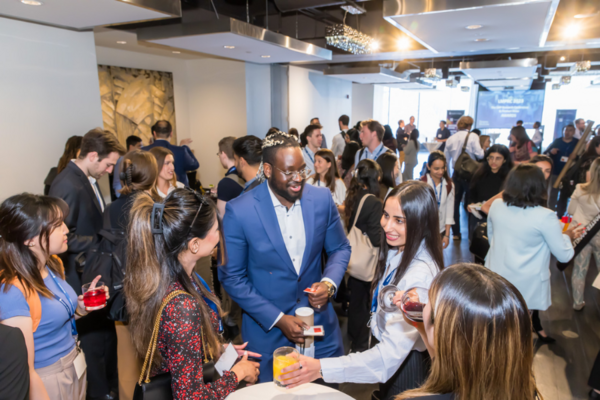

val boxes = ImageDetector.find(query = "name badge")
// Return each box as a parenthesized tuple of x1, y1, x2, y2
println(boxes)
(73, 350, 87, 380)
(560, 156, 569, 163)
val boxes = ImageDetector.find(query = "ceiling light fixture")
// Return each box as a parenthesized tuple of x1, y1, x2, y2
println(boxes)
(552, 83, 561, 90)
(370, 41, 380, 51)
(560, 56, 566, 61)
(565, 24, 580, 38)
(224, 45, 235, 49)
(475, 38, 489, 42)
(587, 41, 600, 45)
(575, 60, 591, 72)
(325, 24, 376, 54)
(397, 37, 410, 50)
(21, 0, 43, 5)
(261, 55, 271, 58)
(466, 25, 482, 30)
(574, 12, 598, 19)
(561, 76, 571, 85)
(117, 41, 127, 44)
(172, 51, 181, 54)
(341, 4, 365, 15)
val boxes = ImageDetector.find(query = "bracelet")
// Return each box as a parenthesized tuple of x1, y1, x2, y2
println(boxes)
(444, 235, 450, 238)
(75, 308, 87, 317)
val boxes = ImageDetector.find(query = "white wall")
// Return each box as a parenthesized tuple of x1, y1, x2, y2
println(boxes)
(352, 83, 375, 125)
(245, 63, 272, 138)
(288, 66, 352, 145)
(0, 18, 103, 201)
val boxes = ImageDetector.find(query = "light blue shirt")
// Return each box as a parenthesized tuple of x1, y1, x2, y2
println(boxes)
(354, 142, 390, 167)
(302, 147, 318, 174)
(113, 156, 124, 198)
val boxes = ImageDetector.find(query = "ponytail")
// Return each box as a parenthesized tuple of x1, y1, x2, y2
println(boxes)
(119, 150, 159, 197)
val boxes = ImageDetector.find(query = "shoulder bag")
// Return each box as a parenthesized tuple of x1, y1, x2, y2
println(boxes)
(454, 132, 480, 180)
(346, 194, 379, 282)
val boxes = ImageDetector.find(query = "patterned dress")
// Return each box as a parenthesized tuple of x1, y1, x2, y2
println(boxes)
(154, 281, 237, 399)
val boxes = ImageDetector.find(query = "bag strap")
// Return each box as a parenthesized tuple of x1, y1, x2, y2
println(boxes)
(460, 132, 471, 153)
(351, 194, 374, 230)
(138, 290, 192, 384)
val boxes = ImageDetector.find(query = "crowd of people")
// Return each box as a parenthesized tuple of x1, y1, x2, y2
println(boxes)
(0, 112, 599, 400)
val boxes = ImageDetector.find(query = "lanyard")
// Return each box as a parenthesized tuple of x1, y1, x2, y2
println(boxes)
(431, 177, 442, 207)
(367, 145, 385, 161)
(371, 268, 396, 313)
(304, 148, 315, 164)
(195, 273, 223, 333)
(47, 270, 78, 336)
(241, 177, 256, 194)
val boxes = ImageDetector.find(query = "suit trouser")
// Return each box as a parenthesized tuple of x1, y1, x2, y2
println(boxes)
(589, 350, 600, 390)
(452, 174, 470, 237)
(115, 322, 141, 400)
(348, 276, 372, 352)
(77, 308, 118, 398)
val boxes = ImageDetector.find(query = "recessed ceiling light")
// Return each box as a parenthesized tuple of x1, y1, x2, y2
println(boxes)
(574, 12, 598, 19)
(587, 41, 600, 45)
(172, 51, 180, 54)
(224, 45, 235, 49)
(370, 41, 380, 51)
(397, 37, 410, 50)
(21, 0, 43, 5)
(507, 47, 520, 50)
(565, 24, 580, 38)
(475, 38, 489, 42)
(117, 41, 126, 44)
(466, 25, 482, 30)
(560, 56, 566, 61)
(261, 55, 271, 58)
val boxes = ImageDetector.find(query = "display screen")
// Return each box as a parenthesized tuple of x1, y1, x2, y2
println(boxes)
(476, 90, 545, 129)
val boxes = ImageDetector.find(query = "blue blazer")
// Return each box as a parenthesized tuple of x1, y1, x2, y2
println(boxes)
(219, 181, 350, 382)
(142, 140, 199, 186)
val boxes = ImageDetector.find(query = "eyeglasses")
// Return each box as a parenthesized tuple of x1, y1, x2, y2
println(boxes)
(487, 156, 504, 163)
(274, 166, 312, 180)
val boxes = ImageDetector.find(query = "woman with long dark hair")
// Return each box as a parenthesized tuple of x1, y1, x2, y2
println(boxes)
(396, 263, 540, 400)
(509, 126, 536, 165)
(421, 151, 454, 249)
(0, 194, 107, 400)
(44, 136, 83, 195)
(306, 149, 346, 206)
(466, 144, 513, 237)
(486, 164, 583, 343)
(338, 141, 361, 189)
(377, 152, 401, 200)
(403, 129, 421, 181)
(124, 189, 259, 399)
(280, 181, 444, 400)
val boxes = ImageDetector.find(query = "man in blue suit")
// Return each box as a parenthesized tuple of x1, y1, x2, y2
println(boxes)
(219, 131, 351, 382)
(142, 120, 199, 186)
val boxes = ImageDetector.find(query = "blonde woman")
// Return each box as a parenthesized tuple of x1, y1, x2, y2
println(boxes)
(396, 263, 541, 400)
(149, 147, 185, 199)
(568, 158, 600, 310)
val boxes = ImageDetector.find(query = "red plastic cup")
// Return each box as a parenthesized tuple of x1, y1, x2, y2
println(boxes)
(82, 281, 107, 310)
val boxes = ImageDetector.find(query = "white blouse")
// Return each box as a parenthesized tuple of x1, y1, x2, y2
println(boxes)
(157, 181, 185, 199)
(424, 174, 455, 233)
(306, 177, 347, 206)
(320, 243, 440, 384)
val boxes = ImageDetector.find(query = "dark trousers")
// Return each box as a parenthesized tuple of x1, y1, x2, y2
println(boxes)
(348, 276, 372, 352)
(378, 350, 431, 400)
(77, 308, 118, 398)
(531, 309, 543, 332)
(468, 214, 487, 242)
(452, 173, 470, 237)
(589, 350, 600, 390)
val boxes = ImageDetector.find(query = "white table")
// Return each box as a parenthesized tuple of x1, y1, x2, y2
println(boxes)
(488, 133, 501, 144)
(423, 142, 442, 153)
(225, 382, 354, 400)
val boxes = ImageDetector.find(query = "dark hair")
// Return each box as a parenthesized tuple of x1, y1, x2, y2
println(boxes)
(267, 127, 280, 137)
(232, 135, 263, 166)
(312, 149, 340, 193)
(341, 141, 361, 172)
(303, 124, 321, 138)
(57, 135, 83, 174)
(262, 131, 301, 167)
(516, 120, 523, 125)
(0, 194, 69, 299)
(126, 135, 142, 150)
(218, 136, 237, 160)
(151, 120, 172, 138)
(584, 136, 600, 158)
(383, 124, 394, 141)
(534, 121, 541, 128)
(344, 159, 381, 226)
(373, 181, 444, 292)
(440, 120, 446, 125)
(361, 120, 385, 141)
(79, 129, 126, 160)
(502, 164, 547, 208)
(427, 151, 451, 184)
(377, 152, 399, 189)
(529, 154, 553, 167)
(409, 128, 420, 148)
(471, 128, 482, 136)
(289, 128, 299, 138)
(339, 115, 350, 126)
(310, 117, 321, 126)
(470, 144, 513, 189)
(119, 150, 159, 196)
(564, 124, 575, 135)
(125, 189, 224, 369)
(510, 126, 531, 148)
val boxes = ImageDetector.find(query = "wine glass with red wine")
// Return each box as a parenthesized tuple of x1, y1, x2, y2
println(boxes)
(399, 287, 429, 323)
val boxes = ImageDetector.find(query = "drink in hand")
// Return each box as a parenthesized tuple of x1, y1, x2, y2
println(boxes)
(82, 281, 107, 310)
(273, 347, 299, 387)
(400, 287, 428, 323)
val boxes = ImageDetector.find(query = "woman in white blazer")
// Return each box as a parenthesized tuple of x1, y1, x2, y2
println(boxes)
(421, 151, 454, 249)
(486, 164, 583, 342)
(567, 158, 600, 310)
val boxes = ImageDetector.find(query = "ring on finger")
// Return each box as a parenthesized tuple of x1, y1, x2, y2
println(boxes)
(299, 362, 303, 370)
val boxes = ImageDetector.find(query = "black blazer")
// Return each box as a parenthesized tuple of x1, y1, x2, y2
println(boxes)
(49, 161, 104, 293)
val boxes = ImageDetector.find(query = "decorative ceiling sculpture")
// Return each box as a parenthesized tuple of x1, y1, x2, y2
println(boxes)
(325, 24, 376, 55)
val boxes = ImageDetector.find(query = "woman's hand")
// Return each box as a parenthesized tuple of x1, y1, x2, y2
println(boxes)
(76, 275, 109, 316)
(230, 351, 260, 385)
(442, 235, 449, 249)
(224, 342, 262, 360)
(565, 223, 585, 241)
(279, 355, 322, 389)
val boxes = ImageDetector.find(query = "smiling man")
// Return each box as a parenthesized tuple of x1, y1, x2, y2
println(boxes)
(219, 131, 351, 382)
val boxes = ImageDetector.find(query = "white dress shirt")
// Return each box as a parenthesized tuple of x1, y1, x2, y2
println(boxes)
(575, 127, 583, 140)
(88, 177, 104, 212)
(424, 174, 455, 233)
(267, 183, 336, 329)
(444, 130, 484, 169)
(303, 147, 318, 174)
(531, 128, 542, 147)
(331, 130, 347, 159)
(306, 177, 347, 206)
(320, 243, 439, 384)
(156, 181, 185, 199)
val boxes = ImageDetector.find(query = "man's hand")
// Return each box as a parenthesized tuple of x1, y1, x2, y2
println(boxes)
(550, 148, 559, 155)
(308, 282, 329, 309)
(275, 315, 308, 344)
(180, 138, 193, 146)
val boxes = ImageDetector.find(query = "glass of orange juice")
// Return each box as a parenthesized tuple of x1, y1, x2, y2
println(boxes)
(273, 346, 299, 387)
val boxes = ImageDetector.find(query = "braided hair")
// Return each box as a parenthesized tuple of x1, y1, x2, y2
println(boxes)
(258, 131, 301, 182)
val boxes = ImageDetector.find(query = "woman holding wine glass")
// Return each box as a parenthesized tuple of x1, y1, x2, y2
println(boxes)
(280, 181, 444, 400)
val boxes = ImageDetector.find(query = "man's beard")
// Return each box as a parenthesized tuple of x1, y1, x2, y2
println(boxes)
(269, 178, 304, 204)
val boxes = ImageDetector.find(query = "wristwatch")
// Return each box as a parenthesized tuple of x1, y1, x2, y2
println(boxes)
(323, 281, 335, 298)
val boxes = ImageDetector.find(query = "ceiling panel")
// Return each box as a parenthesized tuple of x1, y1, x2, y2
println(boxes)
(323, 66, 409, 84)
(0, 0, 178, 30)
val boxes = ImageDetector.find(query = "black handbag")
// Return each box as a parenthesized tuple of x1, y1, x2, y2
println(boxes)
(469, 221, 490, 263)
(454, 132, 480, 181)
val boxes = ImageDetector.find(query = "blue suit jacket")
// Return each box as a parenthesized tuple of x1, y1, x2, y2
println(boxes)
(219, 181, 350, 382)
(142, 139, 199, 186)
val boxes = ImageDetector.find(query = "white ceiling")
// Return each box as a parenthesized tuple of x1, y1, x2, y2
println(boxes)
(479, 78, 534, 91)
(0, 0, 174, 30)
(323, 67, 409, 84)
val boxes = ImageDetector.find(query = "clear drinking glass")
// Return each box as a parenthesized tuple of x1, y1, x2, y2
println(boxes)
(81, 281, 107, 310)
(399, 286, 429, 323)
(273, 346, 299, 387)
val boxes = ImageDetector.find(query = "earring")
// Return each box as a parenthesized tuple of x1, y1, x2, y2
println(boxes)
(28, 243, 35, 247)
(191, 247, 198, 254)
